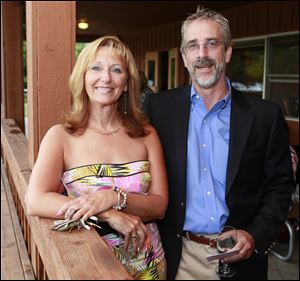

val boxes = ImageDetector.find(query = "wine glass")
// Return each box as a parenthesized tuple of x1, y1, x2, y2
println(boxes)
(215, 225, 237, 278)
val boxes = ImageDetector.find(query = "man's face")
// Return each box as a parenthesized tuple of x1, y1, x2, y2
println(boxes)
(182, 19, 232, 89)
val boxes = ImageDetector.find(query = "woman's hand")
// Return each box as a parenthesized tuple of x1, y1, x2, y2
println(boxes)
(103, 209, 148, 254)
(56, 189, 116, 221)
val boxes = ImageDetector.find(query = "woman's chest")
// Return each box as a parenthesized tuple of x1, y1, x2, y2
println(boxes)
(64, 134, 147, 170)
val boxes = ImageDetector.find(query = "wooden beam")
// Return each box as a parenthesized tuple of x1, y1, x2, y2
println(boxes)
(26, 1, 75, 167)
(1, 160, 35, 280)
(1, 1, 24, 132)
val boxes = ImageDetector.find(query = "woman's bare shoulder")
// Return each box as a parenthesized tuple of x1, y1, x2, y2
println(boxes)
(143, 123, 156, 134)
(142, 124, 160, 143)
(41, 124, 69, 144)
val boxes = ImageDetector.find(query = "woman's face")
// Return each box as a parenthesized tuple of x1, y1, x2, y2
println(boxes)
(85, 47, 128, 107)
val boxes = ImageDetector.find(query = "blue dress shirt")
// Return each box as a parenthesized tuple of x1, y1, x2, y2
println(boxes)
(184, 79, 232, 234)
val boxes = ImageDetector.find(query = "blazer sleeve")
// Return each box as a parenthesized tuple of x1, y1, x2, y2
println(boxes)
(246, 105, 295, 256)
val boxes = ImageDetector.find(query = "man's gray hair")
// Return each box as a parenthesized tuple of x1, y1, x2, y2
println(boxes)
(181, 6, 232, 53)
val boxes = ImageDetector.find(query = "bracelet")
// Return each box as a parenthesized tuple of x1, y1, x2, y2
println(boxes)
(112, 186, 128, 211)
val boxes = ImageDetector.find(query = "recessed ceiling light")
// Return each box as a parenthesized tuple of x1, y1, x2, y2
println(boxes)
(78, 20, 89, 30)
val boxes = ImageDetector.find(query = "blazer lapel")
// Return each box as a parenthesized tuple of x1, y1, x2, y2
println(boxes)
(171, 86, 191, 188)
(226, 91, 254, 194)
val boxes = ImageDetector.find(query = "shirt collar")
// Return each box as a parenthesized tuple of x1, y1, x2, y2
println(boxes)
(190, 77, 232, 108)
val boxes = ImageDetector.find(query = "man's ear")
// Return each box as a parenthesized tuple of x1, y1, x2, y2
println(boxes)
(181, 52, 188, 68)
(225, 46, 232, 63)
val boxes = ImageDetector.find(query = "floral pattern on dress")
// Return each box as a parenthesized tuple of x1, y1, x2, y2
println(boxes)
(61, 160, 166, 280)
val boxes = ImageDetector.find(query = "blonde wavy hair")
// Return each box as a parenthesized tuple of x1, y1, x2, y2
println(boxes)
(64, 35, 148, 137)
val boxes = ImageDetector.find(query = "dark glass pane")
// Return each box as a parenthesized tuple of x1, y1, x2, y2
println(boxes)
(170, 58, 175, 88)
(227, 46, 264, 97)
(147, 60, 155, 87)
(269, 82, 299, 118)
(269, 36, 299, 75)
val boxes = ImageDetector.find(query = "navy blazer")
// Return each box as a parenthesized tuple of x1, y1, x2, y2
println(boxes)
(144, 85, 295, 280)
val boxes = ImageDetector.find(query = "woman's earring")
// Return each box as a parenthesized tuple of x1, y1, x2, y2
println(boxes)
(124, 92, 128, 115)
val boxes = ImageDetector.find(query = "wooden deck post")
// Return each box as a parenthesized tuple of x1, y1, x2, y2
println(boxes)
(26, 1, 75, 167)
(1, 1, 25, 132)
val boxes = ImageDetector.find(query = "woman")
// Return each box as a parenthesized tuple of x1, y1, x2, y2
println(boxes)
(26, 36, 168, 280)
(138, 70, 153, 104)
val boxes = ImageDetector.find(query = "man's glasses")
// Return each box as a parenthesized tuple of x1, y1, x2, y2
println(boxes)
(185, 39, 225, 52)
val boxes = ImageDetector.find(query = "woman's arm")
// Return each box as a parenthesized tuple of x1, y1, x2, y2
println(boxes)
(25, 125, 71, 218)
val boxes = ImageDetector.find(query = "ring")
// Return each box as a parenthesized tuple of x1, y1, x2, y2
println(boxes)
(65, 207, 76, 219)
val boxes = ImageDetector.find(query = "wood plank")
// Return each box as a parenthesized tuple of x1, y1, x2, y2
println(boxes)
(26, 1, 75, 167)
(1, 160, 35, 280)
(1, 119, 31, 215)
(1, 166, 26, 280)
(28, 216, 132, 280)
(1, 1, 25, 132)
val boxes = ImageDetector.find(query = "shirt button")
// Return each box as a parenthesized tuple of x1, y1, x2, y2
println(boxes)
(203, 168, 207, 172)
(196, 95, 199, 99)
(210, 217, 214, 221)
(203, 120, 207, 124)
(202, 144, 206, 148)
(207, 191, 211, 196)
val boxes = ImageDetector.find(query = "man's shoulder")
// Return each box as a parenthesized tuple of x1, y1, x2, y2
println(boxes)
(232, 89, 280, 112)
(156, 85, 190, 94)
(152, 85, 191, 100)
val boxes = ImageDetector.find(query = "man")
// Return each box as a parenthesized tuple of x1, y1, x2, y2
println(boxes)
(144, 6, 295, 280)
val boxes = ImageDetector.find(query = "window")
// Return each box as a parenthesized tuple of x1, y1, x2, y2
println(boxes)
(145, 52, 159, 92)
(168, 48, 179, 89)
(229, 32, 299, 120)
(228, 40, 264, 98)
(266, 34, 299, 119)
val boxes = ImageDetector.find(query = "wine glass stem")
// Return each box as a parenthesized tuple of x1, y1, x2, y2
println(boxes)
(222, 263, 230, 274)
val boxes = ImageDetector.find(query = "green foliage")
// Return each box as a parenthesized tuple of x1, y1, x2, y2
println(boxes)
(228, 49, 264, 82)
(76, 42, 87, 58)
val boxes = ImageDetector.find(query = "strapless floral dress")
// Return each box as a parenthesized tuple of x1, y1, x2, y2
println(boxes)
(61, 160, 166, 280)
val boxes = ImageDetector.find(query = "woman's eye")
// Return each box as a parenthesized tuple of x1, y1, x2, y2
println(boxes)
(112, 68, 122, 73)
(91, 66, 101, 71)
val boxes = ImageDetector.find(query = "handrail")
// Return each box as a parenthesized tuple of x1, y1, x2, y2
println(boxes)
(1, 118, 132, 280)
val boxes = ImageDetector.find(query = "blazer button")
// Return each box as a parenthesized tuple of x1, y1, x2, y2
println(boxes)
(177, 233, 181, 239)
(180, 202, 184, 207)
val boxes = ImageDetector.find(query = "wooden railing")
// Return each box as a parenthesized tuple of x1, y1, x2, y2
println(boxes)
(1, 118, 132, 280)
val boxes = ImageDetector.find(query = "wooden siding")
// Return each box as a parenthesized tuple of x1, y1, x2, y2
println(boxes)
(222, 1, 299, 38)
